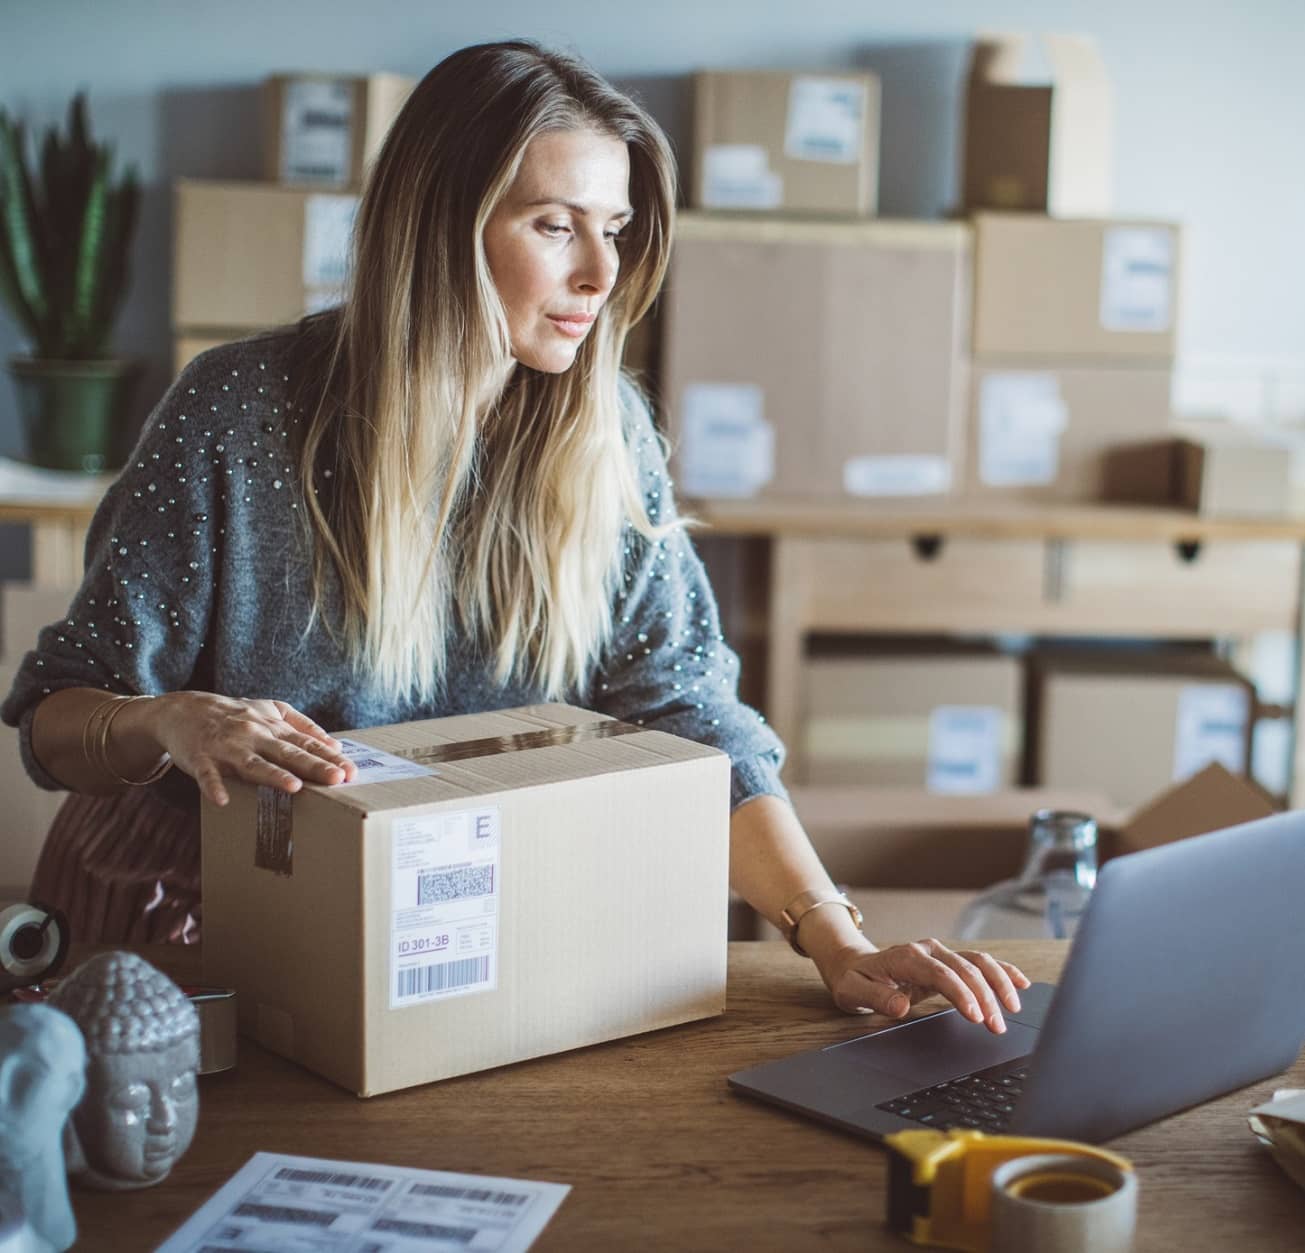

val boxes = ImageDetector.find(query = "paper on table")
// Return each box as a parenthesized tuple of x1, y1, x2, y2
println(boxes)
(155, 1151, 570, 1252)
(1248, 1088, 1305, 1192)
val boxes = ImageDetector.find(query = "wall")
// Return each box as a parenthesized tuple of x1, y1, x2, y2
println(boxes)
(3, 0, 1303, 455)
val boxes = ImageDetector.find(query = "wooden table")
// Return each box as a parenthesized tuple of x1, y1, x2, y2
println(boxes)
(68, 941, 1305, 1251)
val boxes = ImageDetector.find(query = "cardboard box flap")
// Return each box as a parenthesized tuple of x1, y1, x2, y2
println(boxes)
(320, 703, 722, 813)
(1117, 762, 1278, 856)
(968, 33, 1031, 85)
(1042, 35, 1112, 218)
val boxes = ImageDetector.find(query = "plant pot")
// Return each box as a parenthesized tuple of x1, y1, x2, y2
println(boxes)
(7, 356, 144, 474)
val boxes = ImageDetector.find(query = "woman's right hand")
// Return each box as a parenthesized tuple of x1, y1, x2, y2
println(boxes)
(140, 692, 358, 806)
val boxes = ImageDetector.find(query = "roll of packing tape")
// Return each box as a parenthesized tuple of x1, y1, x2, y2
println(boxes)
(0, 902, 68, 992)
(990, 1152, 1137, 1253)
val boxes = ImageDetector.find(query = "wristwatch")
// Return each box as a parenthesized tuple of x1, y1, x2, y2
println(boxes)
(779, 890, 864, 957)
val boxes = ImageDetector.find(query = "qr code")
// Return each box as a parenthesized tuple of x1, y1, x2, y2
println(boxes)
(418, 864, 494, 904)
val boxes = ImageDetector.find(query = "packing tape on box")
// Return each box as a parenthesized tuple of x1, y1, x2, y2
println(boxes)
(885, 1128, 1135, 1252)
(254, 716, 648, 875)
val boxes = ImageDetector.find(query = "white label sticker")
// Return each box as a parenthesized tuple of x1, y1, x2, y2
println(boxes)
(784, 77, 866, 164)
(280, 78, 354, 184)
(679, 383, 774, 497)
(1100, 227, 1174, 332)
(843, 455, 952, 497)
(332, 737, 434, 787)
(928, 706, 1005, 795)
(701, 144, 784, 209)
(301, 193, 358, 294)
(1173, 684, 1249, 781)
(979, 372, 1069, 486)
(390, 806, 500, 1009)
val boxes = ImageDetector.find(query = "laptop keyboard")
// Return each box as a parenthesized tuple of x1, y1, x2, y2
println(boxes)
(876, 1062, 1031, 1133)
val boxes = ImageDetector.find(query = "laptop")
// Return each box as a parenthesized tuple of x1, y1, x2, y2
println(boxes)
(729, 810, 1305, 1144)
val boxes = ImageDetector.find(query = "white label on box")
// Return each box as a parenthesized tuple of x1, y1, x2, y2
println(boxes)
(1173, 683, 1249, 781)
(701, 144, 783, 209)
(679, 383, 774, 496)
(390, 806, 500, 1009)
(1100, 226, 1174, 332)
(843, 455, 952, 497)
(155, 1150, 570, 1253)
(927, 706, 1004, 795)
(301, 193, 358, 293)
(332, 737, 434, 787)
(784, 77, 866, 164)
(979, 372, 1069, 486)
(281, 78, 354, 184)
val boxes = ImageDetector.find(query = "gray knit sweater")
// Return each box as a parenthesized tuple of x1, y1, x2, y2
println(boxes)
(1, 327, 788, 814)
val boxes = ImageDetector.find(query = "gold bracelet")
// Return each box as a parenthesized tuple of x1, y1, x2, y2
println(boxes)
(96, 694, 173, 787)
(779, 890, 864, 958)
(81, 695, 124, 771)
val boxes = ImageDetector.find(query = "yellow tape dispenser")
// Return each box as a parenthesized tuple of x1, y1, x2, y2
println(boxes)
(885, 1128, 1133, 1251)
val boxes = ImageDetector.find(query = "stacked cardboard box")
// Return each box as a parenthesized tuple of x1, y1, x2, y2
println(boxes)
(1028, 650, 1257, 809)
(800, 649, 1021, 790)
(172, 72, 415, 374)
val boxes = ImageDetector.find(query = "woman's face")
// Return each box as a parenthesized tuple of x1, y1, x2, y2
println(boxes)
(483, 127, 632, 373)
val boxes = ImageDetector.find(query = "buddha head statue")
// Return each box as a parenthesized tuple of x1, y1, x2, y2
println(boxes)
(48, 951, 199, 1192)
(0, 1003, 86, 1250)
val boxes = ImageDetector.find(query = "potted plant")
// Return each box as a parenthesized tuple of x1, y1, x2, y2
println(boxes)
(0, 92, 141, 473)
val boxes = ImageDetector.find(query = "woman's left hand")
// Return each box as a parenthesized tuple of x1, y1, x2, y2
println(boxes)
(817, 937, 1031, 1035)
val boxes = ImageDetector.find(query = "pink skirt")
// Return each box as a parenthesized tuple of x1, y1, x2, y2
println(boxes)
(29, 789, 200, 945)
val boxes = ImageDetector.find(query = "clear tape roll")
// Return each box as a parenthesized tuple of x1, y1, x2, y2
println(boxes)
(0, 903, 64, 982)
(990, 1153, 1137, 1253)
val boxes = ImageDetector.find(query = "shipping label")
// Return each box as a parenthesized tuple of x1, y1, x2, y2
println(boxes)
(390, 806, 500, 1009)
(1099, 226, 1174, 332)
(784, 77, 866, 164)
(280, 78, 354, 184)
(333, 737, 435, 787)
(1173, 684, 1249, 781)
(979, 372, 1069, 487)
(301, 193, 358, 295)
(843, 454, 951, 497)
(928, 706, 1005, 795)
(679, 383, 774, 497)
(701, 144, 783, 209)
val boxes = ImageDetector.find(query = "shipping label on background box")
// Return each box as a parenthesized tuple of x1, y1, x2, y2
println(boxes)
(1099, 227, 1174, 332)
(390, 806, 500, 1009)
(979, 373, 1069, 486)
(280, 78, 354, 184)
(701, 144, 783, 209)
(927, 706, 1004, 794)
(784, 77, 866, 163)
(302, 193, 358, 291)
(679, 383, 774, 496)
(1173, 684, 1249, 781)
(843, 455, 952, 497)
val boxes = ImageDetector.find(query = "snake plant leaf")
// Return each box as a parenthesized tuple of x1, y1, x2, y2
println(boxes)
(0, 112, 50, 338)
(0, 221, 40, 340)
(69, 153, 109, 356)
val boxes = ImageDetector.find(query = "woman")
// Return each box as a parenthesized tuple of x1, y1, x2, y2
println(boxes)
(2, 40, 1026, 1032)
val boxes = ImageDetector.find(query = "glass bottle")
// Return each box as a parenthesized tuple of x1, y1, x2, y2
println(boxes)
(954, 809, 1099, 941)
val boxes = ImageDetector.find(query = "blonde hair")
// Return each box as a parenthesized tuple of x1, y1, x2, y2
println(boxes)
(294, 41, 676, 703)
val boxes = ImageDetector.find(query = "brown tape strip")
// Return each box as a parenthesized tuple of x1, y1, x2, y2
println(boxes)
(254, 786, 295, 875)
(393, 717, 646, 766)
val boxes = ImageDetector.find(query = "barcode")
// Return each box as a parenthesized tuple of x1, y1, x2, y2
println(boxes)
(397, 956, 490, 998)
(409, 1183, 530, 1206)
(352, 757, 384, 770)
(233, 1201, 338, 1227)
(372, 1217, 478, 1242)
(418, 864, 493, 905)
(274, 1166, 392, 1191)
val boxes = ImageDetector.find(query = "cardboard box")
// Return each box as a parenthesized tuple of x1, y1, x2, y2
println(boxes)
(1103, 430, 1292, 519)
(662, 214, 969, 499)
(173, 180, 357, 332)
(801, 650, 1022, 790)
(692, 70, 881, 216)
(262, 73, 414, 188)
(1029, 652, 1257, 809)
(962, 33, 1113, 216)
(965, 362, 1172, 501)
(1, 582, 78, 662)
(972, 213, 1181, 360)
(201, 704, 730, 1096)
(173, 334, 234, 377)
(775, 764, 1274, 934)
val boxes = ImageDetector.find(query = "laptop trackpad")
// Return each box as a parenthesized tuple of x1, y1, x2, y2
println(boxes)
(828, 1009, 1040, 1087)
